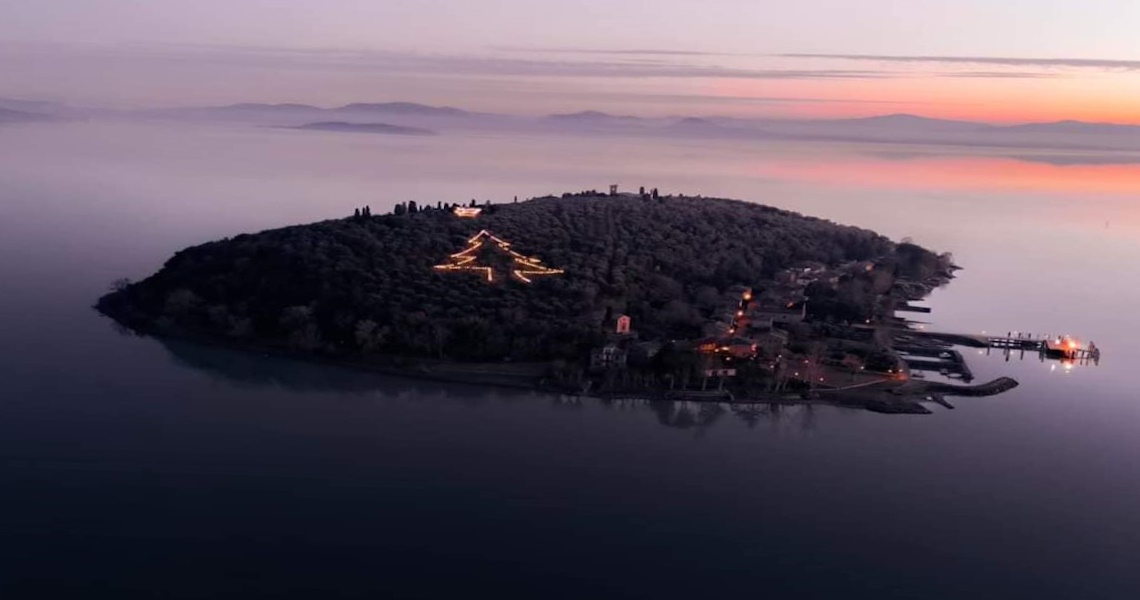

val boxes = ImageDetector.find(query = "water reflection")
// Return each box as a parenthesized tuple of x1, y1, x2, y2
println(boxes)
(161, 338, 838, 433)
(757, 148, 1140, 196)
(161, 338, 507, 402)
(646, 400, 820, 433)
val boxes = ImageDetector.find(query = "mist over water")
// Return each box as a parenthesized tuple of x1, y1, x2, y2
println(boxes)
(1, 121, 1138, 597)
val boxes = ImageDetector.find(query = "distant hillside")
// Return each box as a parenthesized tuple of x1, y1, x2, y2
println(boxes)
(97, 194, 898, 362)
(542, 112, 651, 134)
(117, 98, 1140, 151)
(0, 107, 57, 124)
(334, 102, 471, 117)
(0, 98, 68, 114)
(665, 117, 731, 133)
(290, 121, 436, 135)
(218, 103, 323, 112)
(1003, 120, 1140, 136)
(136, 101, 474, 122)
(816, 114, 993, 134)
(546, 110, 642, 123)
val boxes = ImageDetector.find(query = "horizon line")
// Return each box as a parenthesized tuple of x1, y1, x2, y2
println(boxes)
(6, 95, 1140, 127)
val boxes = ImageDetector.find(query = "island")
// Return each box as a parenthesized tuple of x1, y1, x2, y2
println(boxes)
(288, 121, 436, 136)
(97, 189, 1025, 414)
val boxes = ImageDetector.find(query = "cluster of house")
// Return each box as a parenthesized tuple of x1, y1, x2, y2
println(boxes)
(586, 260, 882, 378)
(589, 315, 663, 370)
(587, 285, 805, 374)
(693, 285, 800, 364)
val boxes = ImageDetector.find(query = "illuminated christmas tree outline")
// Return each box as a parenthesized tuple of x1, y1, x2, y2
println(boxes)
(433, 230, 564, 284)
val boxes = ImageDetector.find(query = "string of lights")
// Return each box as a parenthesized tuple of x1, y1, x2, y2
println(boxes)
(433, 230, 564, 284)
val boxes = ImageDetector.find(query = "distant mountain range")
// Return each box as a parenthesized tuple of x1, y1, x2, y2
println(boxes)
(544, 110, 644, 126)
(0, 104, 64, 124)
(0, 97, 106, 121)
(152, 101, 475, 120)
(336, 102, 471, 117)
(654, 113, 1140, 152)
(289, 121, 436, 136)
(4, 96, 1140, 152)
(0, 107, 47, 123)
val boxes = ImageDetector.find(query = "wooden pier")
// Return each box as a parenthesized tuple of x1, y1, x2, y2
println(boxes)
(902, 330, 1102, 364)
(986, 334, 1100, 361)
(896, 346, 975, 382)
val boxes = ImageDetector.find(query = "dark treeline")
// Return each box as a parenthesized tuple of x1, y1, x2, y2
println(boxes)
(98, 194, 900, 362)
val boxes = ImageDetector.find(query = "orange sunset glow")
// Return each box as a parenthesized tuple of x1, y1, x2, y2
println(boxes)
(707, 71, 1140, 123)
(751, 153, 1140, 195)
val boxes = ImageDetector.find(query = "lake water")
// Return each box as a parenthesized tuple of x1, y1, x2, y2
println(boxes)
(1, 121, 1138, 598)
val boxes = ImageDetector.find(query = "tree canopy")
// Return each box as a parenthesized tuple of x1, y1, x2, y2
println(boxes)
(98, 193, 900, 362)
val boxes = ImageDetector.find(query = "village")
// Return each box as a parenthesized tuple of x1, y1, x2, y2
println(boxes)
(402, 190, 1105, 412)
(425, 189, 1005, 407)
(581, 261, 1099, 411)
(584, 257, 909, 401)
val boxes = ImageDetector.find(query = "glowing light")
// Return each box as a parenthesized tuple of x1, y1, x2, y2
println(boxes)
(451, 240, 484, 258)
(454, 207, 483, 218)
(436, 229, 564, 284)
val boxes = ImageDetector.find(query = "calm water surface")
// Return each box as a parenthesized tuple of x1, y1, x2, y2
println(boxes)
(1, 122, 1138, 598)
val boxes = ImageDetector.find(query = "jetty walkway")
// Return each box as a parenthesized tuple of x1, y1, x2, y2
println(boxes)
(901, 330, 1101, 362)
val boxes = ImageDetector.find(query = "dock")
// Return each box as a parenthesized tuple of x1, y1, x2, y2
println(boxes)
(900, 330, 1101, 364)
(897, 347, 974, 382)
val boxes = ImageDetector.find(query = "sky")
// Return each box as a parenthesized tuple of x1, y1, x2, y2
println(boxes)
(3, 0, 1140, 122)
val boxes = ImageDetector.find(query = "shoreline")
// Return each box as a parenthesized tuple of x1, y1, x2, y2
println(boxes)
(92, 192, 1006, 416)
(102, 310, 1015, 414)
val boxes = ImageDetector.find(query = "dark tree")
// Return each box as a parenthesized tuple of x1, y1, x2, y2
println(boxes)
(97, 193, 903, 364)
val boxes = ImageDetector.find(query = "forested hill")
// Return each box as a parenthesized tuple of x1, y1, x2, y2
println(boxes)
(98, 193, 898, 361)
